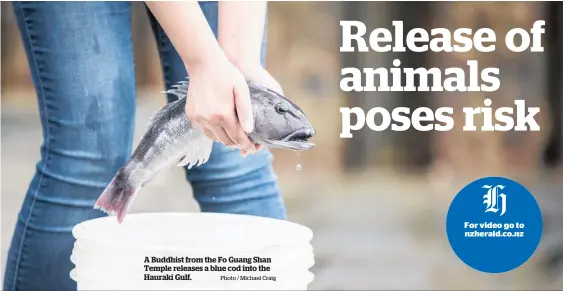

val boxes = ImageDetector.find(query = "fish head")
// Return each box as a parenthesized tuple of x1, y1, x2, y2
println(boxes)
(248, 86, 315, 151)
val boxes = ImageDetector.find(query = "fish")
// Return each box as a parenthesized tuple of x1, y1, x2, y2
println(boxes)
(94, 78, 316, 223)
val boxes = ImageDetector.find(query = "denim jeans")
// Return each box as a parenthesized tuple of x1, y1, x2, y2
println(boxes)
(4, 2, 286, 290)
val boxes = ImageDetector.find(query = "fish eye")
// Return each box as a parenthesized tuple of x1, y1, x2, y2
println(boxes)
(275, 103, 288, 114)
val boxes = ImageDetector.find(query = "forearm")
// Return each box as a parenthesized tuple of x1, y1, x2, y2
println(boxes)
(218, 1, 268, 69)
(145, 1, 227, 72)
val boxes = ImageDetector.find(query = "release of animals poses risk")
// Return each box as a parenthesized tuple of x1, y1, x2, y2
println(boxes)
(337, 20, 544, 138)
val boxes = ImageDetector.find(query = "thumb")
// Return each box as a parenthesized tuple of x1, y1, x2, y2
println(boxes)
(234, 81, 254, 133)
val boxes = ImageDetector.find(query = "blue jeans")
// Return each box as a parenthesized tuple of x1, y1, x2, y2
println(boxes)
(4, 2, 286, 290)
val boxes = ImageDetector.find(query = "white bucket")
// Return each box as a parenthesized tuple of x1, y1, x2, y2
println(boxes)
(70, 212, 315, 290)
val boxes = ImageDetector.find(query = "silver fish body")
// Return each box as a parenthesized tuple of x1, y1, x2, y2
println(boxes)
(126, 97, 213, 184)
(95, 79, 315, 223)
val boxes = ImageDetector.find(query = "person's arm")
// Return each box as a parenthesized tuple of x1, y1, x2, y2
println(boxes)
(145, 2, 227, 73)
(146, 2, 257, 154)
(218, 2, 284, 95)
(218, 2, 267, 71)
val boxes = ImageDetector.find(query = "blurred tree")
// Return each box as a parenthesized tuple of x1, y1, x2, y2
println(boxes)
(1, 2, 32, 90)
(543, 1, 562, 168)
(394, 1, 433, 170)
(0, 2, 163, 92)
(341, 1, 404, 171)
(428, 1, 550, 184)
(2, 1, 559, 175)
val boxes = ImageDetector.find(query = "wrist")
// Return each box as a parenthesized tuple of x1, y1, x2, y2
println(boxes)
(228, 56, 263, 76)
(220, 45, 262, 72)
(182, 44, 229, 74)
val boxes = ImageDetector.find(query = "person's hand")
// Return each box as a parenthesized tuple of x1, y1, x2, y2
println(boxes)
(236, 64, 285, 152)
(240, 65, 284, 96)
(185, 58, 258, 156)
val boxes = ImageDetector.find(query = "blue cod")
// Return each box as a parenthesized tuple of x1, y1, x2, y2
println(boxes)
(95, 79, 316, 223)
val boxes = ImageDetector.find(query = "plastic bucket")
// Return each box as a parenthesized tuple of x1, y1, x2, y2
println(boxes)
(70, 253, 315, 276)
(70, 243, 316, 266)
(72, 238, 315, 257)
(71, 239, 315, 261)
(70, 213, 315, 290)
(72, 212, 313, 251)
(70, 253, 315, 282)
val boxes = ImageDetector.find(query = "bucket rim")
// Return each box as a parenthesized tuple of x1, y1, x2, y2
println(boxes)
(72, 212, 314, 252)
(73, 240, 315, 253)
(70, 250, 316, 267)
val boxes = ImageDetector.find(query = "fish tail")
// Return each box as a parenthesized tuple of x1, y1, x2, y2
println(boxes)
(94, 171, 140, 224)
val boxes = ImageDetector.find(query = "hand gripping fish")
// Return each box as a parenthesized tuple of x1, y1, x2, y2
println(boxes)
(94, 79, 316, 223)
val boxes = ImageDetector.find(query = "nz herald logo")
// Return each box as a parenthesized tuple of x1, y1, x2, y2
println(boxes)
(483, 185, 507, 216)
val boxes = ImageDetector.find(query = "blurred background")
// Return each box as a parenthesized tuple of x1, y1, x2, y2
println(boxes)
(2, 1, 563, 290)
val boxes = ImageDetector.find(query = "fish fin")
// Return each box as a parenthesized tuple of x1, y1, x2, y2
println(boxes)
(144, 100, 179, 135)
(163, 78, 190, 101)
(176, 135, 214, 169)
(94, 173, 141, 224)
(149, 78, 190, 132)
(164, 88, 186, 100)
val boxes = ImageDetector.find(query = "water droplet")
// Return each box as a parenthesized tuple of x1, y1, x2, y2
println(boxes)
(296, 164, 302, 171)
(296, 152, 302, 171)
(212, 196, 216, 200)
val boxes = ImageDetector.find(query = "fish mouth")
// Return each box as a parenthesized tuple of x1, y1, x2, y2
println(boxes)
(276, 128, 315, 151)
(251, 128, 316, 152)
(268, 139, 315, 151)
(282, 129, 314, 142)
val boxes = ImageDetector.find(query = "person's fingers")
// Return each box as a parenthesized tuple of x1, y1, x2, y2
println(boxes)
(219, 114, 255, 153)
(233, 81, 254, 133)
(203, 128, 218, 142)
(201, 119, 236, 146)
(192, 120, 217, 142)
(212, 127, 236, 147)
(189, 117, 217, 142)
(211, 127, 237, 147)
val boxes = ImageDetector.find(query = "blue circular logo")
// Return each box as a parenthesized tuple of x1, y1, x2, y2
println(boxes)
(446, 176, 542, 273)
